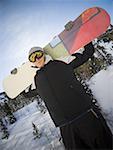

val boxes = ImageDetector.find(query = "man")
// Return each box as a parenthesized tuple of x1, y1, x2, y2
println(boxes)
(24, 42, 112, 149)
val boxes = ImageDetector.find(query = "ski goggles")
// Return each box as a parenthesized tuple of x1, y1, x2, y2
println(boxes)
(29, 51, 44, 62)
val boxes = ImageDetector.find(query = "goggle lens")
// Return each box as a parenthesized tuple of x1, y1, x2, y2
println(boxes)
(29, 51, 44, 62)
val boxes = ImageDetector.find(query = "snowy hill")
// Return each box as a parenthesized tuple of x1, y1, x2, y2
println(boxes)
(0, 100, 64, 150)
(88, 65, 113, 132)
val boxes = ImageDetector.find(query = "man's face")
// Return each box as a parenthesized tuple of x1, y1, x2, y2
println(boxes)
(33, 55, 45, 68)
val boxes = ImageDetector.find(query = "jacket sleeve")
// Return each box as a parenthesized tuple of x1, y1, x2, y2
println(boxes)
(69, 42, 95, 69)
(22, 76, 38, 98)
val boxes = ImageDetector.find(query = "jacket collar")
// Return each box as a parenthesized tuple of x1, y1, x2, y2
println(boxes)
(44, 55, 53, 65)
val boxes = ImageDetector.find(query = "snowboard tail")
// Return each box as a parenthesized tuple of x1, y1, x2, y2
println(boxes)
(3, 62, 38, 99)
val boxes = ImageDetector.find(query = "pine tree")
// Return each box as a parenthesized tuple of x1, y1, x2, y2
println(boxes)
(0, 118, 9, 139)
(3, 100, 16, 124)
(32, 122, 41, 139)
(106, 53, 113, 66)
(36, 96, 47, 114)
(94, 39, 113, 70)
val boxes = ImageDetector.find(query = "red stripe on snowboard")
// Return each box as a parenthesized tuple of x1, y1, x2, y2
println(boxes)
(59, 7, 110, 54)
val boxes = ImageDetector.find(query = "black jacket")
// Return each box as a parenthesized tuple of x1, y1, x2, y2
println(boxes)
(24, 42, 95, 127)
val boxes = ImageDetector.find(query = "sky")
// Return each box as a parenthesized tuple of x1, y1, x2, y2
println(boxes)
(0, 0, 113, 92)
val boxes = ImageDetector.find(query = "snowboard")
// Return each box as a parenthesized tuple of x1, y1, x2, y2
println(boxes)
(3, 62, 38, 99)
(44, 7, 110, 59)
(3, 7, 110, 99)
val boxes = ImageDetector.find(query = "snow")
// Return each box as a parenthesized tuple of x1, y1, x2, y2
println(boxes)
(0, 100, 65, 150)
(99, 41, 113, 55)
(88, 66, 113, 111)
(88, 65, 113, 132)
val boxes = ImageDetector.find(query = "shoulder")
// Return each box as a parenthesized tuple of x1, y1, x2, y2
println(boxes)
(55, 55, 76, 64)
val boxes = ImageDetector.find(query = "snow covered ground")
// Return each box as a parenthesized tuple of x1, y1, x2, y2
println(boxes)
(0, 101, 65, 150)
(88, 65, 113, 133)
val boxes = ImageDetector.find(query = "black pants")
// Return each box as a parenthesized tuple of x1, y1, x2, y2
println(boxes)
(60, 109, 113, 150)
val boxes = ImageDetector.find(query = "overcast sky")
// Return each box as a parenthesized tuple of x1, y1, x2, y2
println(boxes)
(0, 0, 113, 92)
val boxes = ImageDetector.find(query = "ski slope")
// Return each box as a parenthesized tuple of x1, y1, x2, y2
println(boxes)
(0, 101, 64, 150)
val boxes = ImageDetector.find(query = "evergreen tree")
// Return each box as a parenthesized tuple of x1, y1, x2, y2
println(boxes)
(3, 100, 16, 124)
(110, 24, 113, 29)
(32, 122, 41, 139)
(106, 53, 113, 66)
(36, 96, 47, 114)
(0, 118, 9, 139)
